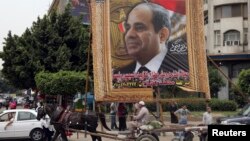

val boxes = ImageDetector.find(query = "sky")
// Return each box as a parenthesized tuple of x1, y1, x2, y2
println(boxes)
(0, 0, 53, 69)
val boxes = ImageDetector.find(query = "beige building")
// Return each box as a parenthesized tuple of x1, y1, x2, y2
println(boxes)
(204, 0, 250, 99)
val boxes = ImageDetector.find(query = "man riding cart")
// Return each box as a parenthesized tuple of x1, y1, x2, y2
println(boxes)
(121, 101, 161, 141)
(128, 101, 149, 136)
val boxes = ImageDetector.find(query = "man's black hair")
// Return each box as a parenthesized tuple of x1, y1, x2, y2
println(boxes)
(127, 2, 171, 34)
(147, 3, 171, 34)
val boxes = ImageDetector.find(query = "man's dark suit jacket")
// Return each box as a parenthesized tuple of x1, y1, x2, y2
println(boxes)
(113, 52, 189, 74)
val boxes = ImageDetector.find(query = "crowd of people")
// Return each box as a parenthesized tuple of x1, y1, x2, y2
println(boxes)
(107, 100, 213, 140)
(108, 100, 214, 127)
(0, 96, 34, 110)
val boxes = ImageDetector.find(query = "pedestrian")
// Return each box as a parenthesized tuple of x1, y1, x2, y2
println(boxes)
(9, 99, 17, 109)
(35, 101, 43, 112)
(200, 106, 213, 141)
(174, 105, 191, 125)
(169, 100, 178, 124)
(41, 114, 54, 141)
(5, 97, 10, 110)
(202, 106, 213, 125)
(117, 103, 127, 131)
(110, 102, 118, 130)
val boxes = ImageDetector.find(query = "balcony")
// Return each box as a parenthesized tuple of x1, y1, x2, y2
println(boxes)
(223, 40, 240, 46)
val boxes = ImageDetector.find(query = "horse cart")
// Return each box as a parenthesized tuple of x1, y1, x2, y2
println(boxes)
(68, 123, 208, 141)
(37, 105, 207, 141)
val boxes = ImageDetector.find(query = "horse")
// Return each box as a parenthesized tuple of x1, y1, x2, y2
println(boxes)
(36, 104, 110, 141)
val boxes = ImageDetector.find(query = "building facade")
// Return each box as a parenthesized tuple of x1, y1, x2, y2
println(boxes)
(204, 0, 250, 99)
(49, 0, 90, 25)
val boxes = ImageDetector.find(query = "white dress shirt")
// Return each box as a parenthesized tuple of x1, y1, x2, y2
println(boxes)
(135, 47, 167, 73)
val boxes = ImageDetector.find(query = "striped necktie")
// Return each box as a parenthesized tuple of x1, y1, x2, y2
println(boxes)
(138, 66, 150, 73)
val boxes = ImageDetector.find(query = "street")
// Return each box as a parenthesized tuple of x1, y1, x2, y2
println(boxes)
(0, 106, 203, 141)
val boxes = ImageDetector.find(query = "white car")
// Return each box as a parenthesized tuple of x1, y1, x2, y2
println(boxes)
(0, 109, 44, 141)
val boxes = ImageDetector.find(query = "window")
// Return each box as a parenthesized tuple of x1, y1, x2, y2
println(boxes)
(214, 3, 248, 21)
(243, 4, 248, 18)
(222, 5, 231, 18)
(223, 30, 240, 46)
(0, 114, 8, 122)
(0, 112, 16, 122)
(204, 11, 208, 24)
(232, 5, 241, 17)
(17, 112, 36, 121)
(214, 6, 221, 22)
(243, 28, 248, 45)
(214, 30, 221, 46)
(232, 63, 250, 77)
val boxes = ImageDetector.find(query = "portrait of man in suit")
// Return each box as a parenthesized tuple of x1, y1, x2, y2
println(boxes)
(112, 1, 189, 88)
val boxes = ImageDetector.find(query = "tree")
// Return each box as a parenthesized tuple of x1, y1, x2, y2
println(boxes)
(0, 4, 91, 90)
(237, 69, 250, 96)
(0, 71, 17, 93)
(228, 69, 250, 107)
(208, 66, 226, 98)
(35, 71, 87, 95)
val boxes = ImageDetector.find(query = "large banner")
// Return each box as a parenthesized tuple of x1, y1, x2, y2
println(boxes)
(111, 0, 189, 88)
(91, 0, 210, 102)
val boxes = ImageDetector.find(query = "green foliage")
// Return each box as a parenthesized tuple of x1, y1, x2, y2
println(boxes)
(229, 88, 248, 108)
(35, 71, 87, 95)
(0, 4, 91, 89)
(146, 98, 237, 112)
(208, 66, 226, 98)
(209, 99, 237, 111)
(237, 69, 250, 96)
(176, 98, 207, 111)
(0, 72, 17, 93)
(0, 32, 34, 89)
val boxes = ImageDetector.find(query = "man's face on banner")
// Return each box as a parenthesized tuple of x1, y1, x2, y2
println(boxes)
(124, 5, 161, 63)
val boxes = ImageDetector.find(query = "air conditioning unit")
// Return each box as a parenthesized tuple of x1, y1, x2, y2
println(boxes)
(233, 40, 240, 46)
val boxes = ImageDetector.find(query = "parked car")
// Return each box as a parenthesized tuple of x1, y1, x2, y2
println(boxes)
(0, 109, 44, 141)
(216, 103, 250, 125)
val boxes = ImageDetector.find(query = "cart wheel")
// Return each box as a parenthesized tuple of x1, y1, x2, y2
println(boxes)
(136, 134, 157, 141)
